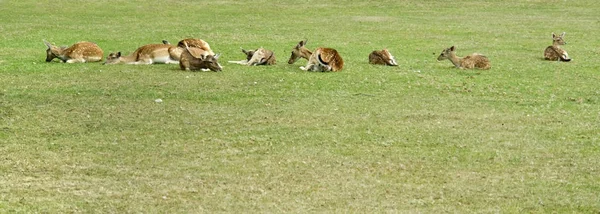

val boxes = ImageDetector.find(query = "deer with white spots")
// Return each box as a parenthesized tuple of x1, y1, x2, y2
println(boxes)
(437, 46, 491, 70)
(43, 40, 103, 63)
(288, 40, 344, 72)
(103, 43, 181, 65)
(544, 32, 571, 62)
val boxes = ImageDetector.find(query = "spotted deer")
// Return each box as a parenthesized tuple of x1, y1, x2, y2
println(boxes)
(179, 41, 222, 72)
(437, 46, 491, 70)
(103, 44, 181, 65)
(228, 47, 276, 66)
(369, 49, 398, 66)
(544, 32, 571, 62)
(43, 40, 103, 63)
(288, 40, 344, 72)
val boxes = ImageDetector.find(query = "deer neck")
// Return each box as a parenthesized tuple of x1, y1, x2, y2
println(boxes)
(552, 41, 562, 48)
(300, 47, 312, 60)
(447, 53, 463, 68)
(118, 54, 140, 63)
(53, 47, 69, 60)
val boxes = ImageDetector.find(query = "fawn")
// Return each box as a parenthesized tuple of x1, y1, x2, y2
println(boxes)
(369, 49, 398, 66)
(228, 47, 276, 66)
(43, 40, 103, 63)
(544, 32, 571, 62)
(288, 40, 343, 72)
(437, 46, 491, 70)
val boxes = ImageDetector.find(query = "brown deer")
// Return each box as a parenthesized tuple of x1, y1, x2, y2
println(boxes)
(176, 38, 215, 56)
(43, 40, 103, 63)
(228, 47, 276, 66)
(369, 49, 398, 66)
(544, 32, 571, 62)
(288, 40, 344, 72)
(103, 44, 181, 65)
(437, 46, 491, 70)
(179, 41, 222, 72)
(287, 40, 312, 64)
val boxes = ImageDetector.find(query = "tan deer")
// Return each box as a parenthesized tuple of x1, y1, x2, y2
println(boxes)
(437, 46, 491, 70)
(544, 32, 571, 62)
(43, 40, 103, 63)
(228, 47, 276, 66)
(287, 40, 312, 64)
(179, 41, 222, 72)
(369, 49, 398, 66)
(288, 40, 344, 72)
(176, 38, 215, 56)
(103, 44, 181, 65)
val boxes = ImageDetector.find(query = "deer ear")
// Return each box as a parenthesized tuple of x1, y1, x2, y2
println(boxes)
(560, 32, 566, 37)
(117, 52, 122, 57)
(552, 32, 556, 38)
(450, 46, 456, 51)
(43, 40, 52, 48)
(214, 54, 220, 60)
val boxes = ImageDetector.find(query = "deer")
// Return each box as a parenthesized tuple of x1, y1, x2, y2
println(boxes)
(369, 49, 398, 66)
(544, 32, 571, 62)
(43, 40, 104, 63)
(287, 40, 312, 64)
(228, 47, 276, 66)
(103, 44, 181, 65)
(179, 41, 222, 72)
(437, 46, 491, 70)
(288, 40, 344, 72)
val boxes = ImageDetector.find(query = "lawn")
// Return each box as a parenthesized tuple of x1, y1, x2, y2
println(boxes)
(0, 0, 599, 212)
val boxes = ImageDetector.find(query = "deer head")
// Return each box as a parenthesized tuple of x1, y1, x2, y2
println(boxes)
(437, 46, 456, 61)
(43, 40, 64, 62)
(241, 48, 256, 61)
(552, 32, 567, 46)
(103, 52, 122, 65)
(288, 40, 311, 64)
(199, 54, 222, 72)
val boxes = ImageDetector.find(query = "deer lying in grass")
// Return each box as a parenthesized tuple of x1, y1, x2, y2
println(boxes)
(228, 47, 276, 66)
(369, 49, 398, 66)
(544, 32, 571, 62)
(287, 40, 311, 64)
(437, 46, 491, 70)
(176, 38, 215, 56)
(179, 41, 222, 72)
(103, 44, 181, 65)
(288, 40, 344, 72)
(43, 40, 103, 63)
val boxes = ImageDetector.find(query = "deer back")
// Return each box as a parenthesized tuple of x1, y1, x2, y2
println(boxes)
(369, 49, 397, 66)
(44, 41, 103, 63)
(315, 48, 344, 72)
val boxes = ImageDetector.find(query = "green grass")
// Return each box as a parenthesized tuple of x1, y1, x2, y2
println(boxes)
(1, 0, 599, 212)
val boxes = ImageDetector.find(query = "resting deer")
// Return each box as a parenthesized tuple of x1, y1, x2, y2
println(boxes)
(228, 47, 276, 66)
(288, 40, 344, 72)
(176, 38, 215, 56)
(369, 49, 398, 66)
(287, 40, 312, 64)
(103, 44, 181, 65)
(179, 41, 222, 72)
(544, 32, 571, 62)
(437, 46, 491, 70)
(43, 40, 103, 63)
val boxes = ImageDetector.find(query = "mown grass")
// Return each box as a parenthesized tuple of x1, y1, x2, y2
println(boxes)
(1, 0, 599, 212)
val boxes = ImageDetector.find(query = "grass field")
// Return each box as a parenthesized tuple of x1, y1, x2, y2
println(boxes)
(1, 0, 599, 212)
